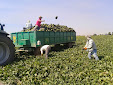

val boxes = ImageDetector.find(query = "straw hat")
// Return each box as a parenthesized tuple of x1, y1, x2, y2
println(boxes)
(86, 35, 92, 38)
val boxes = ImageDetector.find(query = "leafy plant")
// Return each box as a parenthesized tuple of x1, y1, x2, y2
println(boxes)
(1, 35, 113, 84)
(23, 24, 75, 32)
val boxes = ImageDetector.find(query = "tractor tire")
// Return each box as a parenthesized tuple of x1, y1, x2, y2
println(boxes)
(0, 35, 15, 65)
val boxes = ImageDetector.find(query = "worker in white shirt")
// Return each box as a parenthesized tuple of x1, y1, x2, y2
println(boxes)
(83, 35, 99, 60)
(26, 20, 32, 29)
(40, 45, 51, 58)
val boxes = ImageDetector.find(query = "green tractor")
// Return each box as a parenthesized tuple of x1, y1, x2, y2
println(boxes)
(0, 24, 15, 65)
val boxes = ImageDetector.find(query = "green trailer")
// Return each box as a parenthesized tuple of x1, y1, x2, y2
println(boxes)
(11, 31, 76, 55)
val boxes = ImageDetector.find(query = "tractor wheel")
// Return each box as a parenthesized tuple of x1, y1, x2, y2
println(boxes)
(0, 35, 15, 65)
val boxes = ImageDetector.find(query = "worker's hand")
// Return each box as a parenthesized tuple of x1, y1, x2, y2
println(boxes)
(42, 20, 45, 22)
(83, 47, 87, 50)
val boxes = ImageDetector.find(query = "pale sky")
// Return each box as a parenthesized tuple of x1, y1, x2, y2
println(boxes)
(0, 0, 113, 35)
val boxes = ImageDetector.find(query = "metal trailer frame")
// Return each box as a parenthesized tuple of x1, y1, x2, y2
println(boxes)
(11, 31, 76, 53)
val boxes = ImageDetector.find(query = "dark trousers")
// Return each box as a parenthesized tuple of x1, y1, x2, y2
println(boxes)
(33, 25, 40, 31)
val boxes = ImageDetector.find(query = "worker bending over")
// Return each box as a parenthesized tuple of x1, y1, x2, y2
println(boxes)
(40, 45, 51, 58)
(83, 35, 99, 60)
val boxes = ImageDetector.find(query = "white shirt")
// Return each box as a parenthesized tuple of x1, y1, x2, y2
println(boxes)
(26, 22, 32, 29)
(40, 45, 50, 54)
(85, 39, 97, 52)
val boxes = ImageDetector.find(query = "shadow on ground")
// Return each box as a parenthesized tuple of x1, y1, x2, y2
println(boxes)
(13, 44, 75, 63)
(98, 56, 104, 60)
(51, 44, 71, 52)
(14, 54, 36, 63)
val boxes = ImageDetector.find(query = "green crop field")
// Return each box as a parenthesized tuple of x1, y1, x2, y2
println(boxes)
(1, 35, 113, 85)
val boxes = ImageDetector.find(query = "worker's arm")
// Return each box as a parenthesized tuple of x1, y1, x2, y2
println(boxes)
(41, 20, 45, 22)
(26, 23, 27, 27)
(40, 48, 43, 56)
(38, 20, 45, 22)
(83, 41, 88, 50)
(84, 41, 88, 48)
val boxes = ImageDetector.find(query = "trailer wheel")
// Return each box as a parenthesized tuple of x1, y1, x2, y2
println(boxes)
(55, 44, 60, 47)
(34, 47, 41, 56)
(64, 42, 73, 48)
(68, 42, 73, 48)
(0, 36, 15, 65)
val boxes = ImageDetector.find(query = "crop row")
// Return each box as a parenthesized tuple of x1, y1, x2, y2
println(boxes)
(0, 35, 113, 84)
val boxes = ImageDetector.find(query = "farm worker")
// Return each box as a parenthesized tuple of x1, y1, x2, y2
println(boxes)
(40, 45, 51, 58)
(83, 35, 99, 60)
(0, 23, 4, 31)
(33, 16, 45, 31)
(26, 20, 32, 29)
